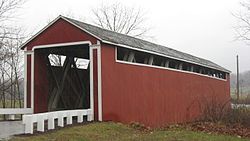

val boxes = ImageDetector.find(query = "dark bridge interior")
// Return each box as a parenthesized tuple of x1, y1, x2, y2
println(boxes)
(36, 44, 90, 111)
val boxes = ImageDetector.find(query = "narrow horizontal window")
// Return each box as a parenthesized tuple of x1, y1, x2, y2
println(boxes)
(116, 47, 226, 80)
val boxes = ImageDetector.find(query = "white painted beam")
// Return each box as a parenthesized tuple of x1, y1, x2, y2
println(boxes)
(97, 45, 103, 121)
(0, 108, 32, 114)
(148, 55, 154, 65)
(128, 52, 135, 62)
(190, 66, 194, 72)
(179, 63, 183, 70)
(165, 60, 169, 68)
(123, 51, 129, 61)
(89, 46, 95, 121)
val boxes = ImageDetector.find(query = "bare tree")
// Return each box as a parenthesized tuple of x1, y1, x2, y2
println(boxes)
(0, 0, 24, 61)
(0, 0, 24, 38)
(0, 0, 25, 114)
(0, 29, 24, 110)
(233, 0, 250, 44)
(91, 2, 149, 38)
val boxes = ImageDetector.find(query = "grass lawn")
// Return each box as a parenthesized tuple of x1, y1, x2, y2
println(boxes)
(10, 122, 250, 141)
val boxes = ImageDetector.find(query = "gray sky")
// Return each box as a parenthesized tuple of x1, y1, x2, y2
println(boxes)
(17, 0, 250, 73)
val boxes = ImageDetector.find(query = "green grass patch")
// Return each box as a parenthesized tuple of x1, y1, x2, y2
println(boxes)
(10, 122, 250, 141)
(0, 100, 23, 108)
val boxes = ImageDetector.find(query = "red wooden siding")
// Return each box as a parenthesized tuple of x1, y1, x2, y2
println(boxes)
(101, 44, 230, 128)
(34, 51, 49, 113)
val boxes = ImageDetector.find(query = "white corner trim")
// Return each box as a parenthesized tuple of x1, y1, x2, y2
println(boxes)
(115, 47, 226, 82)
(31, 51, 34, 113)
(97, 44, 102, 121)
(89, 46, 94, 121)
(104, 41, 230, 73)
(24, 49, 27, 108)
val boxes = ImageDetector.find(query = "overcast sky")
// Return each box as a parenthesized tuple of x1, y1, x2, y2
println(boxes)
(17, 0, 250, 73)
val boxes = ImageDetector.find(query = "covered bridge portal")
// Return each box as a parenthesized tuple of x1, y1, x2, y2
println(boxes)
(34, 44, 90, 112)
(21, 16, 230, 128)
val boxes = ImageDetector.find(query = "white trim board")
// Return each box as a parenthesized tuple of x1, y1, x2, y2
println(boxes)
(89, 44, 102, 121)
(32, 41, 92, 51)
(24, 48, 27, 108)
(0, 108, 32, 115)
(89, 46, 94, 121)
(97, 44, 103, 121)
(31, 52, 34, 113)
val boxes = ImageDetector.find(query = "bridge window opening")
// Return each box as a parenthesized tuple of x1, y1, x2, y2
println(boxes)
(116, 47, 227, 80)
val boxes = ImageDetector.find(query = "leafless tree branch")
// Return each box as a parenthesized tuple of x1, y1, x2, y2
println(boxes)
(91, 2, 150, 39)
(0, 0, 25, 112)
(233, 0, 250, 44)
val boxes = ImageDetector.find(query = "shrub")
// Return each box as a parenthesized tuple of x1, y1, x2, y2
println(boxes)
(200, 96, 250, 127)
(225, 105, 250, 127)
(200, 97, 231, 123)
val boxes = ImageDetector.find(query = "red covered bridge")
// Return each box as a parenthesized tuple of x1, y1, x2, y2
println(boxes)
(20, 15, 230, 128)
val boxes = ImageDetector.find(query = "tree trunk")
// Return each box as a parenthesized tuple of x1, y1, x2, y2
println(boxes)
(2, 67, 6, 120)
(10, 58, 13, 108)
(15, 66, 22, 108)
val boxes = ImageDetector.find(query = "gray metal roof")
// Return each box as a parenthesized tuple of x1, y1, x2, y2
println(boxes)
(63, 17, 229, 73)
